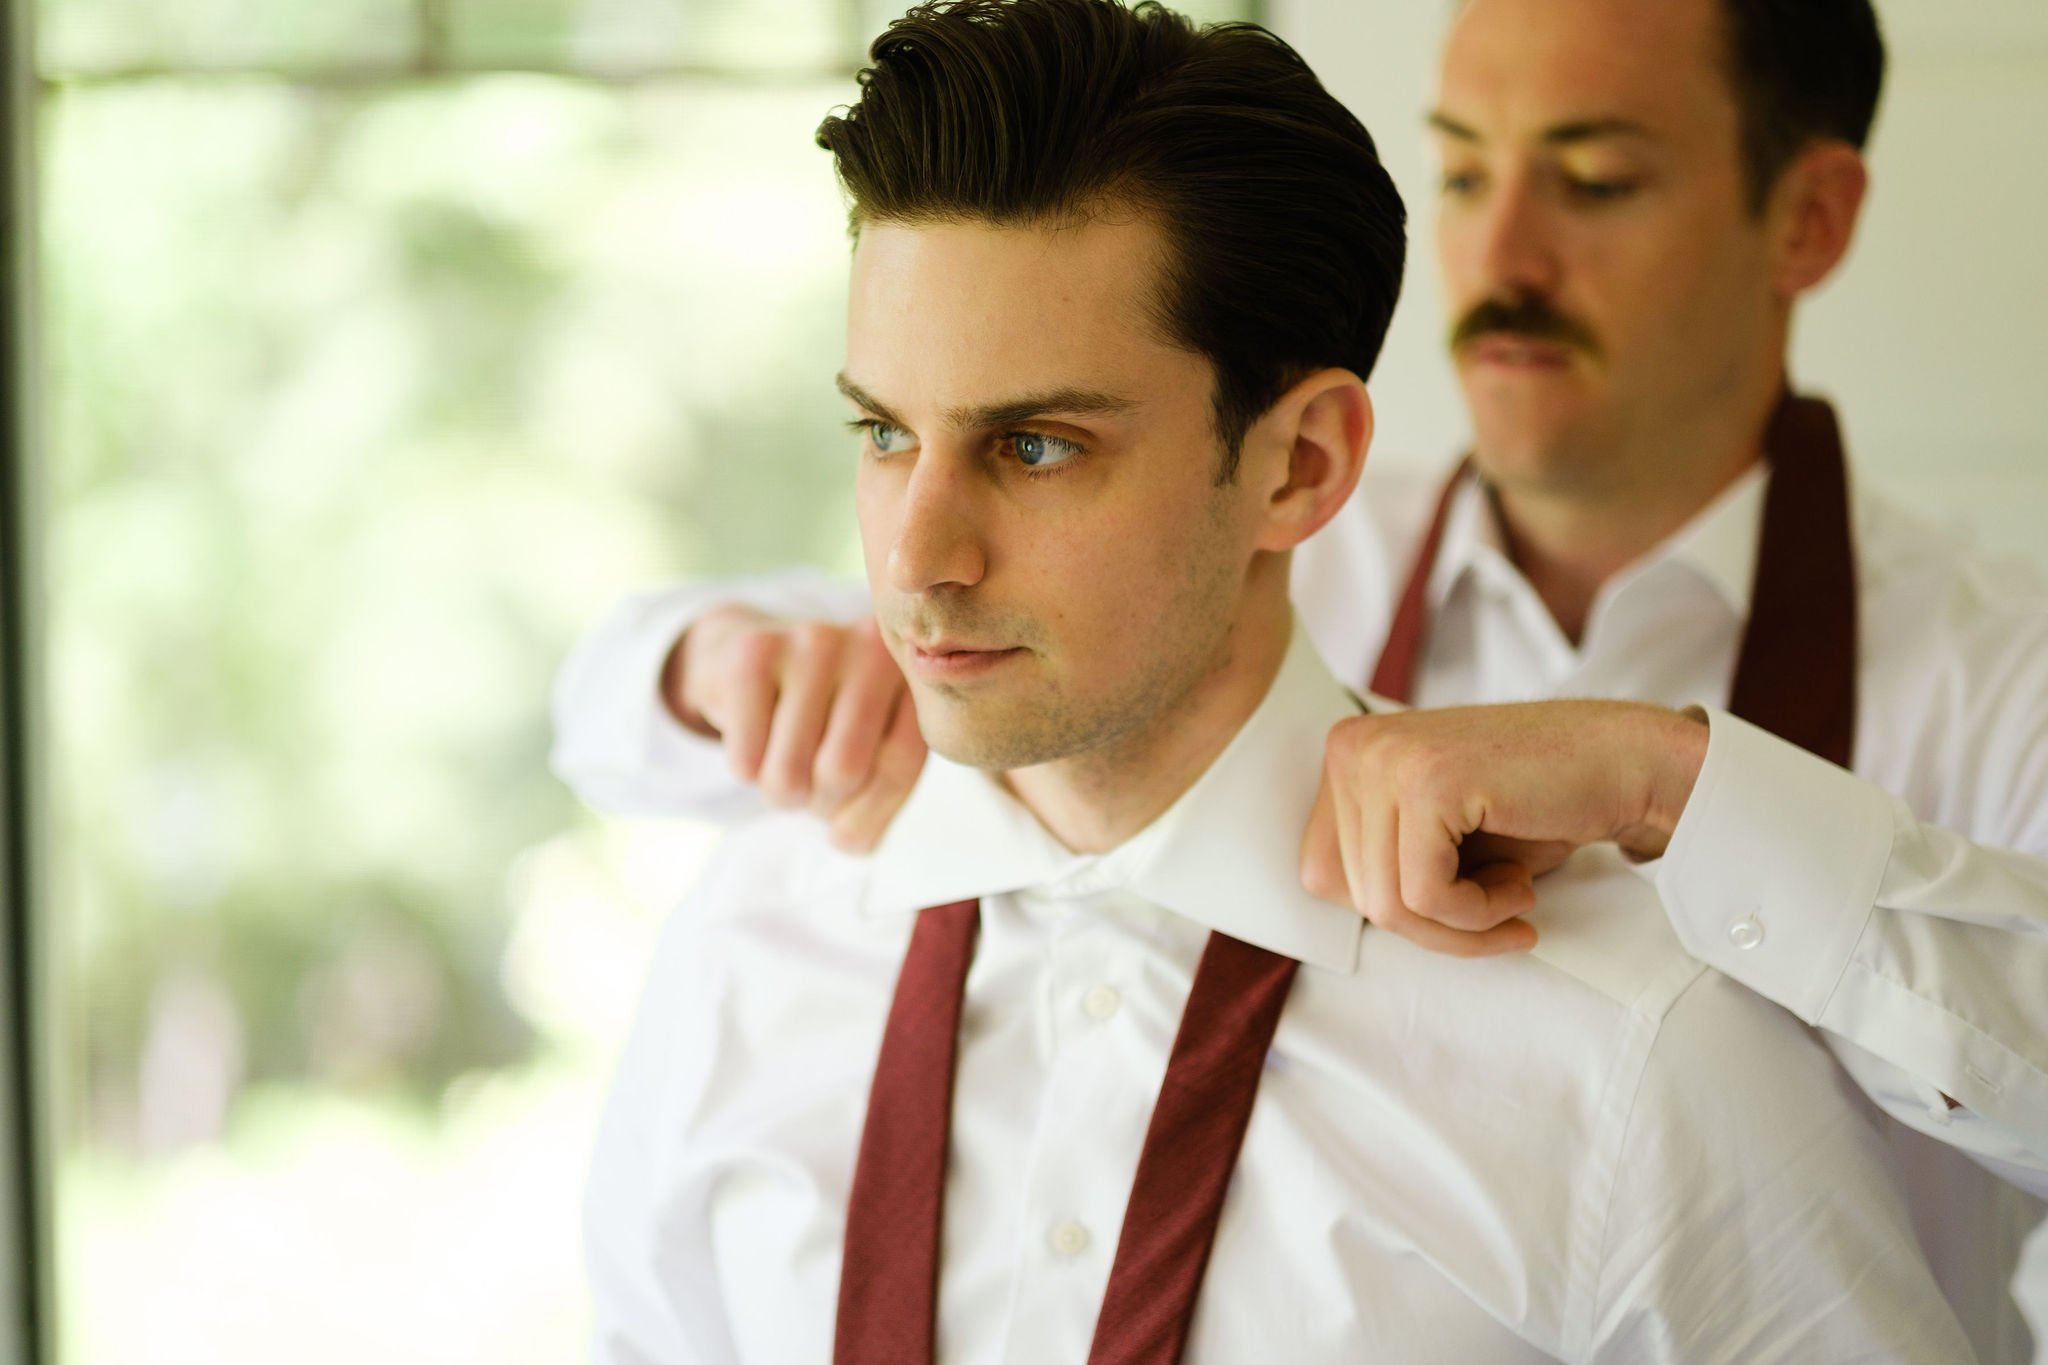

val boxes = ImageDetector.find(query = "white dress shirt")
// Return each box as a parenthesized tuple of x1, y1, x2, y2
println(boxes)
(555, 459, 2048, 1360)
(586, 624, 1972, 1363)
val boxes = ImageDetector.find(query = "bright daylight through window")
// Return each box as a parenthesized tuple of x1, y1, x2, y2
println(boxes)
(29, 0, 1237, 1356)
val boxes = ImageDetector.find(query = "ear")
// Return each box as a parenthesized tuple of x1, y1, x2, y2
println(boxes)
(1248, 368, 1373, 554)
(1767, 140, 1870, 298)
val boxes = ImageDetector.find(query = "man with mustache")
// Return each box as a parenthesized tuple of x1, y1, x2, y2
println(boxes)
(561, 0, 2048, 1355)
(584, 3, 1969, 1357)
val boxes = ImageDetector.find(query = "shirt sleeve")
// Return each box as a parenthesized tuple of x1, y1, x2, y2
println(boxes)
(1655, 708, 2048, 1194)
(1584, 969, 1978, 1364)
(549, 568, 874, 819)
(585, 854, 752, 1365)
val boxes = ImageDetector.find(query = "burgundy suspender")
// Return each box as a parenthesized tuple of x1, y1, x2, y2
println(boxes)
(834, 899, 981, 1364)
(836, 910, 1298, 1365)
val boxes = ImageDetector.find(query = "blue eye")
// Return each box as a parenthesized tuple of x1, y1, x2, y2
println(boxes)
(1009, 431, 1082, 470)
(852, 420, 914, 456)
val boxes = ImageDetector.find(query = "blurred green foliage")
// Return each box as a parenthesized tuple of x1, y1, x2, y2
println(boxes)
(43, 74, 863, 1153)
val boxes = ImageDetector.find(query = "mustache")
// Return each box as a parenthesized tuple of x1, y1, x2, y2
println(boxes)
(1449, 295, 1601, 359)
(885, 598, 1038, 652)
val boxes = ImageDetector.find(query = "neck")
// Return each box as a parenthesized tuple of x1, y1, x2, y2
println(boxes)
(1003, 582, 1292, 855)
(1492, 376, 1784, 644)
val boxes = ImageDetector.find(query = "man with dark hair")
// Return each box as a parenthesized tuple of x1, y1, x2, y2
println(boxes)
(558, 2, 2048, 1352)
(584, 3, 1970, 1360)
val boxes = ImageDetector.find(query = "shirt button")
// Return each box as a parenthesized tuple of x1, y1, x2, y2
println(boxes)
(1728, 915, 1766, 951)
(1049, 1220, 1092, 1258)
(1082, 984, 1122, 1020)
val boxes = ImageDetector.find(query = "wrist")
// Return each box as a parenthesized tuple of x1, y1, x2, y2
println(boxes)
(1615, 703, 1709, 859)
(1645, 705, 1709, 836)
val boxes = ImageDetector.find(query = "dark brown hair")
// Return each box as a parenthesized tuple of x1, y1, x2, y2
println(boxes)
(818, 0, 1407, 478)
(1720, 0, 1886, 210)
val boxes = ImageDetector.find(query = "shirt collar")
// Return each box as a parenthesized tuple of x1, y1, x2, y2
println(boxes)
(1425, 459, 1770, 618)
(861, 620, 1370, 974)
(1656, 460, 1767, 614)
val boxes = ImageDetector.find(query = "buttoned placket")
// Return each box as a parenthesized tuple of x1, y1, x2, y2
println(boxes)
(994, 882, 1208, 1362)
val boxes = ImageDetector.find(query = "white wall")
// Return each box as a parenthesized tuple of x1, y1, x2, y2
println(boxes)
(1268, 0, 2048, 571)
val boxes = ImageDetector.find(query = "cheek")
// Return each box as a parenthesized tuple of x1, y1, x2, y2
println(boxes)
(1434, 213, 1481, 297)
(1045, 493, 1238, 639)
(854, 469, 897, 579)
(1009, 508, 1170, 639)
(1582, 231, 1748, 362)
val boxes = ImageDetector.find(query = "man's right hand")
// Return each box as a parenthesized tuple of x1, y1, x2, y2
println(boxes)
(662, 606, 927, 852)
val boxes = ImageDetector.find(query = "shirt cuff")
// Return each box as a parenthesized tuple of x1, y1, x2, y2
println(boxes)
(1655, 707, 1897, 1024)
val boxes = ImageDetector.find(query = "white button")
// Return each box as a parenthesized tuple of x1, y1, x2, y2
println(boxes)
(1083, 984, 1122, 1020)
(1049, 1220, 1092, 1257)
(1728, 915, 1765, 951)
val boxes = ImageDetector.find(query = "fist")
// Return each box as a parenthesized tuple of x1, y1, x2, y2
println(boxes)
(666, 606, 927, 852)
(1298, 700, 1707, 957)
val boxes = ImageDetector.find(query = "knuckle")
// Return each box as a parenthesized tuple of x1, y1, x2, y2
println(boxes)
(732, 628, 783, 680)
(788, 621, 843, 660)
(811, 753, 862, 805)
(1324, 715, 1369, 762)
(1300, 861, 1342, 902)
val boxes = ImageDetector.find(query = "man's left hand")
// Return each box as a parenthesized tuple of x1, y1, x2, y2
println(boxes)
(1299, 701, 1710, 957)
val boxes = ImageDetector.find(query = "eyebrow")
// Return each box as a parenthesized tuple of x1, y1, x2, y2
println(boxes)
(1427, 111, 1656, 147)
(836, 373, 1138, 431)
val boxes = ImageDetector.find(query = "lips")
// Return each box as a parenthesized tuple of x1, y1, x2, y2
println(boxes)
(908, 638, 1008, 655)
(1464, 334, 1574, 369)
(904, 639, 1026, 681)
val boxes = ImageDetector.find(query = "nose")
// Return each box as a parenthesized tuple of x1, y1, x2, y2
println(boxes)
(1470, 172, 1563, 301)
(886, 447, 988, 596)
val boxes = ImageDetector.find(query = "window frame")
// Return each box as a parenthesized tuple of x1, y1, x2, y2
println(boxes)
(2, 0, 51, 1356)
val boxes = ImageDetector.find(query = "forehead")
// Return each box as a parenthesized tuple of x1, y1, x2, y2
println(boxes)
(1436, 0, 1737, 151)
(845, 217, 1194, 413)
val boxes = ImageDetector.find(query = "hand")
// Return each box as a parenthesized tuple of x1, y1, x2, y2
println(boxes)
(1298, 701, 1709, 957)
(664, 606, 927, 852)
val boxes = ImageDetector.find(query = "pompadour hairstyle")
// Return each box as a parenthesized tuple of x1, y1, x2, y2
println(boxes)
(1720, 0, 1887, 209)
(817, 0, 1407, 478)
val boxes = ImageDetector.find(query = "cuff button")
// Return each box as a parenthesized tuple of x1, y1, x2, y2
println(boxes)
(1728, 915, 1766, 951)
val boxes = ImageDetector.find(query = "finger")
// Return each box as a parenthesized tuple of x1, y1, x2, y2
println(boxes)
(1458, 859, 1539, 928)
(758, 625, 844, 807)
(1381, 904, 1538, 957)
(718, 628, 785, 785)
(1461, 832, 1574, 880)
(811, 620, 905, 816)
(1336, 774, 1401, 932)
(1299, 768, 1349, 905)
(1372, 794, 1536, 956)
(1401, 817, 1540, 933)
(1465, 859, 1537, 904)
(1396, 804, 1506, 932)
(826, 694, 928, 854)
